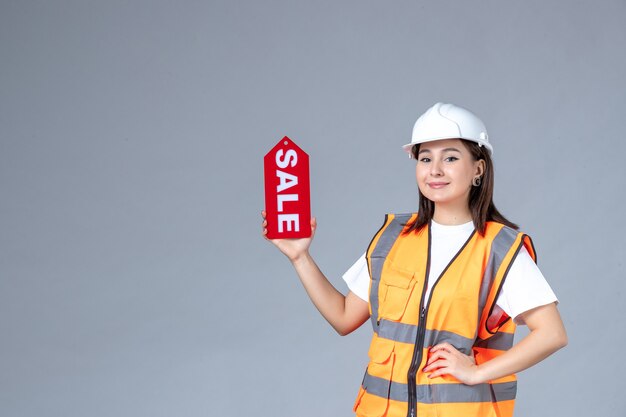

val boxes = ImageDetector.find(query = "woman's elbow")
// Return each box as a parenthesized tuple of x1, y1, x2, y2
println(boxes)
(336, 328, 351, 336)
(550, 326, 568, 351)
(334, 323, 354, 336)
(333, 317, 363, 336)
(556, 329, 568, 350)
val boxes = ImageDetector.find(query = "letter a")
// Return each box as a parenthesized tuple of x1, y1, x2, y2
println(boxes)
(276, 170, 298, 192)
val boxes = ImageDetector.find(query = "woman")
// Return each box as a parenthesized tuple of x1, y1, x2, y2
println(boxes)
(261, 102, 567, 417)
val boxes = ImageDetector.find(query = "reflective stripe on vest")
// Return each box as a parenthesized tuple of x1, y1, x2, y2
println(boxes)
(355, 213, 536, 417)
(362, 370, 517, 403)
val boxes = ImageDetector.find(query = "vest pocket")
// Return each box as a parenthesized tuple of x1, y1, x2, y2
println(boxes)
(352, 385, 366, 413)
(367, 337, 395, 364)
(356, 338, 396, 417)
(380, 262, 417, 321)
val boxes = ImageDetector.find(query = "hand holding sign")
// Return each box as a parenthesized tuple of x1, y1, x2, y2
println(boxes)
(261, 209, 317, 261)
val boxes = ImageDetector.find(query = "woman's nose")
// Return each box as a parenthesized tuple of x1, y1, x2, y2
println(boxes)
(430, 160, 443, 176)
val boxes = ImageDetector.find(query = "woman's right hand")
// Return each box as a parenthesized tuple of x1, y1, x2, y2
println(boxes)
(261, 210, 317, 262)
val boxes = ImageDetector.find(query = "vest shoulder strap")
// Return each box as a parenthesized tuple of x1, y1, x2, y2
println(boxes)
(365, 213, 417, 330)
(478, 223, 537, 340)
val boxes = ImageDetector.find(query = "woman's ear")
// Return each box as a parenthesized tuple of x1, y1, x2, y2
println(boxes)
(475, 159, 486, 177)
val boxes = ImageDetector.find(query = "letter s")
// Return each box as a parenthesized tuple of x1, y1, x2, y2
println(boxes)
(275, 149, 298, 169)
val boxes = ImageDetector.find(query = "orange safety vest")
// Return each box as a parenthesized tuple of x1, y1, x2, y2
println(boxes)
(353, 213, 536, 417)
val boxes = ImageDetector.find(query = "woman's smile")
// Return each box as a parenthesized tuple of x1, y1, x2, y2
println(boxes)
(427, 181, 449, 189)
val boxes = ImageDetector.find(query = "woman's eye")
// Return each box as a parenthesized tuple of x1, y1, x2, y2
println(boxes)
(445, 156, 458, 162)
(419, 157, 431, 163)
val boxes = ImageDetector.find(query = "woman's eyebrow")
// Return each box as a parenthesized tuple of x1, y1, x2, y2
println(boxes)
(418, 147, 461, 155)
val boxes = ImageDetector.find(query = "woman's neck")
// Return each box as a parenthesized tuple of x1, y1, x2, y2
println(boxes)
(432, 205, 472, 225)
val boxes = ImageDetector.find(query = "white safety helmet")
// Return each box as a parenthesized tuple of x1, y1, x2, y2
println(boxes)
(402, 102, 492, 157)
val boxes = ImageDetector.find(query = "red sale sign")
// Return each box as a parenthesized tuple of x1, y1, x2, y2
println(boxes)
(264, 136, 311, 239)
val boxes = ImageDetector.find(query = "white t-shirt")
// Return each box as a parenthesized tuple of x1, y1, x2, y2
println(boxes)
(342, 219, 558, 325)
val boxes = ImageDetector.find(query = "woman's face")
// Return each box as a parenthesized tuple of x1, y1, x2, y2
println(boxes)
(414, 138, 485, 208)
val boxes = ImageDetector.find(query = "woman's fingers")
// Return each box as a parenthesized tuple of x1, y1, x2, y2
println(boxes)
(424, 343, 454, 369)
(424, 352, 452, 377)
(426, 350, 447, 364)
(427, 367, 450, 379)
(310, 217, 317, 236)
(423, 361, 445, 373)
(261, 210, 270, 240)
(424, 350, 448, 369)
(430, 342, 453, 353)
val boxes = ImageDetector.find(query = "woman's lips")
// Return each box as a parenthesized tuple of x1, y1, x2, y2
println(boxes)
(428, 182, 449, 189)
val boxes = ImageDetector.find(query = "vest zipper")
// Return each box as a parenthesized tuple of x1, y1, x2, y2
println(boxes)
(406, 289, 428, 417)
(406, 225, 476, 417)
(406, 224, 432, 417)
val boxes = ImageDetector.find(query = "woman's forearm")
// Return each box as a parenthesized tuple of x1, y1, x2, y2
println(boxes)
(262, 214, 369, 335)
(473, 303, 567, 384)
(291, 252, 369, 335)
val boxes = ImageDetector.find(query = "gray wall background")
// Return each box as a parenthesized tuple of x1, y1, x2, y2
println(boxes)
(1, 1, 625, 416)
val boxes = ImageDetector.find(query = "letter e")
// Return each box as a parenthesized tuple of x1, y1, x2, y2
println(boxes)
(278, 214, 300, 233)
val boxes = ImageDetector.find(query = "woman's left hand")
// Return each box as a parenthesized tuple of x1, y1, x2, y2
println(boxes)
(422, 343, 480, 385)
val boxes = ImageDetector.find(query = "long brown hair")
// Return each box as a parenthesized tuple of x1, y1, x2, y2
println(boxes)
(403, 139, 518, 236)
